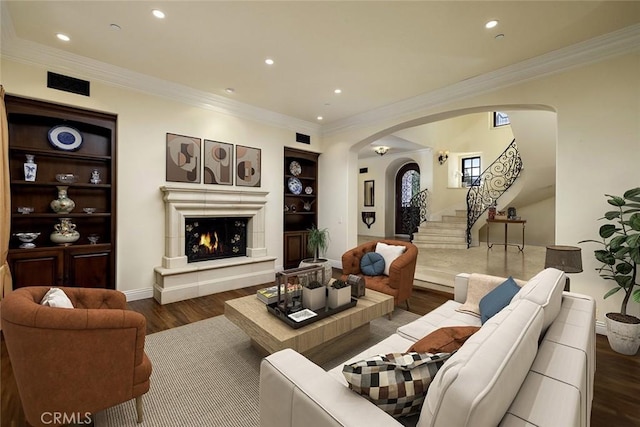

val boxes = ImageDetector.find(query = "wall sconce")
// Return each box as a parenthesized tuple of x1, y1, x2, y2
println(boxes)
(374, 146, 389, 156)
(438, 150, 449, 165)
(362, 212, 376, 229)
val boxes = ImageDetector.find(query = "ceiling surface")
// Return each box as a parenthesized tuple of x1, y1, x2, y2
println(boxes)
(3, 1, 639, 126)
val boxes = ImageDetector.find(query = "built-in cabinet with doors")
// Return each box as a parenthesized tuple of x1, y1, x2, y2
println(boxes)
(283, 147, 319, 268)
(6, 95, 117, 289)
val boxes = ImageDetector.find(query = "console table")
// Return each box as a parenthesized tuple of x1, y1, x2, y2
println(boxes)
(486, 218, 526, 251)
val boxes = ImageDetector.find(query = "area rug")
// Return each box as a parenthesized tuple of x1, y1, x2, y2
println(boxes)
(94, 308, 419, 427)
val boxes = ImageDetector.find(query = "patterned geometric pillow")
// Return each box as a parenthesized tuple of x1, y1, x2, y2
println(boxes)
(342, 352, 452, 418)
(360, 251, 385, 276)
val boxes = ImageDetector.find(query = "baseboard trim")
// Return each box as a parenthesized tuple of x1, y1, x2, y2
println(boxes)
(596, 320, 607, 336)
(123, 287, 154, 302)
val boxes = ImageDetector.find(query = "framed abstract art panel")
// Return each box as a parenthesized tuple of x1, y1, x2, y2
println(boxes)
(166, 133, 201, 183)
(236, 145, 261, 187)
(204, 140, 233, 185)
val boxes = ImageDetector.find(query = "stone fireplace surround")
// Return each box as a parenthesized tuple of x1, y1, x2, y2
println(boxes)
(154, 186, 276, 304)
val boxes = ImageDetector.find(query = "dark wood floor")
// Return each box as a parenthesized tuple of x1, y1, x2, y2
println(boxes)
(2, 282, 639, 427)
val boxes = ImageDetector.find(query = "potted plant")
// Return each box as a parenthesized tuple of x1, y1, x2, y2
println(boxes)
(307, 224, 329, 262)
(580, 187, 640, 355)
(327, 278, 352, 309)
(300, 225, 332, 284)
(302, 280, 326, 311)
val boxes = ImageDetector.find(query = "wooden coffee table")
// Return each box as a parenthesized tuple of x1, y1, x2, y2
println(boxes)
(225, 289, 394, 365)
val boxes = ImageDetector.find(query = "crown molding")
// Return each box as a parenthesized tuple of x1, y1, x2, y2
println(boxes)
(0, 4, 320, 135)
(322, 24, 640, 137)
(2, 1, 638, 139)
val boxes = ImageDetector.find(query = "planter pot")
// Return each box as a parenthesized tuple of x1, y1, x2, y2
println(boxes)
(328, 285, 352, 309)
(302, 286, 327, 311)
(299, 258, 332, 285)
(605, 313, 640, 355)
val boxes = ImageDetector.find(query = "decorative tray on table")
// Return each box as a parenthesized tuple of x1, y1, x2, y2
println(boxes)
(264, 264, 357, 329)
(266, 298, 357, 329)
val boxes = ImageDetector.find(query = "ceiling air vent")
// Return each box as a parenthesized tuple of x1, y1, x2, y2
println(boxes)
(295, 133, 311, 145)
(47, 72, 90, 97)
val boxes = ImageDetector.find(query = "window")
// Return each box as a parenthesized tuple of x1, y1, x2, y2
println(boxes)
(462, 156, 481, 186)
(493, 111, 510, 127)
(401, 169, 420, 206)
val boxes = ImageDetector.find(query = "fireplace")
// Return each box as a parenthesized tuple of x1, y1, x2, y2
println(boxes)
(186, 217, 247, 263)
(154, 186, 276, 304)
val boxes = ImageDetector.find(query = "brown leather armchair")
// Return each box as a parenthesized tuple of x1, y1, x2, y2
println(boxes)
(341, 239, 418, 310)
(1, 287, 152, 426)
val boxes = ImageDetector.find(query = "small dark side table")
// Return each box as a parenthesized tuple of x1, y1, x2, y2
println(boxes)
(486, 218, 527, 251)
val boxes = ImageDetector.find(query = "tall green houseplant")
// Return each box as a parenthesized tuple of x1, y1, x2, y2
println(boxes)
(307, 225, 329, 262)
(580, 187, 640, 321)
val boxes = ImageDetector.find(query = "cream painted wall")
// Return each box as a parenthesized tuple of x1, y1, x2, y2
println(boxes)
(321, 53, 640, 323)
(1, 59, 322, 294)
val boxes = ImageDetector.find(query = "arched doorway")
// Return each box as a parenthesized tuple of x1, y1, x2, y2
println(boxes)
(395, 162, 420, 235)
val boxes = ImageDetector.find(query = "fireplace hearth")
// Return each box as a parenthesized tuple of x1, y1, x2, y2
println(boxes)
(154, 186, 275, 305)
(186, 217, 247, 263)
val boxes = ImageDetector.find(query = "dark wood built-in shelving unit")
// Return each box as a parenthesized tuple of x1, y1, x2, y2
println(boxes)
(6, 95, 117, 289)
(283, 147, 319, 269)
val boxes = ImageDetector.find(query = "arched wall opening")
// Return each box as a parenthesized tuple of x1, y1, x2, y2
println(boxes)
(349, 104, 558, 246)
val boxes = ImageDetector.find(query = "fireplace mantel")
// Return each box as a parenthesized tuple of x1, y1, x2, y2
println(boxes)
(154, 185, 275, 304)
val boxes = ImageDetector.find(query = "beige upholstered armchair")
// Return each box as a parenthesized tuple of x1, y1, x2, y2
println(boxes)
(341, 239, 418, 310)
(1, 286, 152, 427)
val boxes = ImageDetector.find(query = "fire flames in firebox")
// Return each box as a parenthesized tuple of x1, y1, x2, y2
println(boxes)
(199, 231, 222, 253)
(185, 218, 247, 263)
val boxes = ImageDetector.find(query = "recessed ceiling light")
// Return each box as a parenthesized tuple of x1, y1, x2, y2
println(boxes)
(334, 89, 342, 94)
(56, 33, 70, 42)
(265, 58, 274, 65)
(110, 23, 121, 30)
(317, 116, 323, 121)
(225, 88, 235, 94)
(152, 9, 165, 19)
(485, 20, 498, 29)
(495, 34, 505, 40)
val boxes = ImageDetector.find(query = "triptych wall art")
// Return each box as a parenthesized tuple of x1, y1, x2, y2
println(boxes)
(166, 133, 261, 187)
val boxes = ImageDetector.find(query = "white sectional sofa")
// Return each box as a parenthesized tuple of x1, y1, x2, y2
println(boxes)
(259, 268, 596, 427)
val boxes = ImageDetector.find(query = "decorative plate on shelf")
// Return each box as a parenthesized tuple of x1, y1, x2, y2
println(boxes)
(289, 161, 302, 176)
(288, 177, 303, 195)
(48, 125, 83, 151)
(305, 186, 313, 194)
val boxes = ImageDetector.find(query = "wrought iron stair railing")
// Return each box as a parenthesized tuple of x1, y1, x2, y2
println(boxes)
(402, 188, 430, 241)
(466, 139, 523, 247)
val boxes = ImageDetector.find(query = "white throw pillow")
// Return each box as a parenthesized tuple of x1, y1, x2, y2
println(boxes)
(375, 242, 406, 276)
(40, 288, 74, 309)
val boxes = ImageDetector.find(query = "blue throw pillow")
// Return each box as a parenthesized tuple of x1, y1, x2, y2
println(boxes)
(360, 252, 385, 276)
(479, 276, 521, 324)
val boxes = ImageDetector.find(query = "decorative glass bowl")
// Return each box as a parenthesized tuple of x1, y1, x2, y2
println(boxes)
(55, 173, 78, 184)
(87, 234, 100, 245)
(83, 207, 97, 214)
(14, 232, 40, 248)
(17, 206, 34, 214)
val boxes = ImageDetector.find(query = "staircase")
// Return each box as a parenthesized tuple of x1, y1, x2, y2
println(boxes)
(412, 210, 467, 250)
(405, 139, 523, 249)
